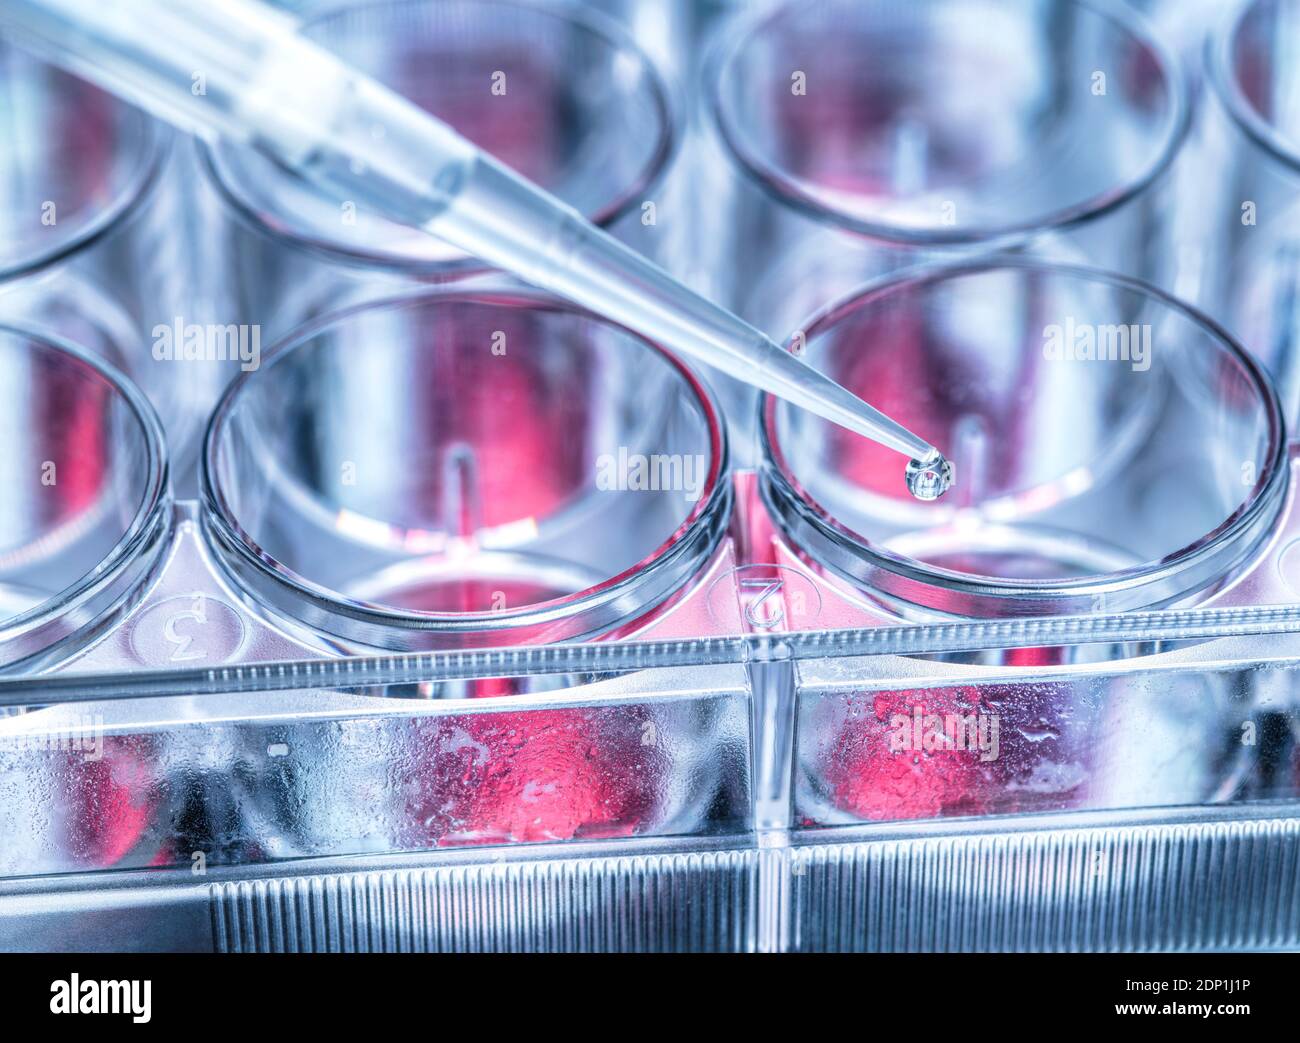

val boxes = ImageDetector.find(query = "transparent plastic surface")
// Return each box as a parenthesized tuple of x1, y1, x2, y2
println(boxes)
(0, 326, 169, 672)
(710, 0, 1181, 245)
(207, 0, 672, 272)
(4, 0, 946, 475)
(0, 37, 209, 471)
(1211, 0, 1300, 176)
(0, 674, 751, 876)
(793, 659, 1288, 827)
(1199, 0, 1300, 426)
(203, 289, 731, 650)
(763, 260, 1286, 617)
(0, 40, 154, 278)
(2, 0, 1300, 955)
(204, 0, 682, 345)
(699, 0, 1187, 463)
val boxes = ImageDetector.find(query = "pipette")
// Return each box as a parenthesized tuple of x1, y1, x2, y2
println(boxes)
(0, 0, 954, 499)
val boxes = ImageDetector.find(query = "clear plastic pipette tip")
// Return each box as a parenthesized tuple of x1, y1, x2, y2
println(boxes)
(0, 0, 960, 507)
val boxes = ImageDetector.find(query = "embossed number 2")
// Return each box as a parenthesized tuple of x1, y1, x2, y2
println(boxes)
(741, 577, 786, 629)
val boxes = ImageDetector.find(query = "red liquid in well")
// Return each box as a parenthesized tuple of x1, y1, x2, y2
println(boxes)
(401, 705, 662, 846)
(389, 580, 661, 844)
(55, 737, 156, 869)
(818, 680, 1085, 824)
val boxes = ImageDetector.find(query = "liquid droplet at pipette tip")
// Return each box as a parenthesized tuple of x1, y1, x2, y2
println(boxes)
(906, 452, 955, 502)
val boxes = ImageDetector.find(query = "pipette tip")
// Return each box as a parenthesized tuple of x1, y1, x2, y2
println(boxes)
(905, 452, 954, 502)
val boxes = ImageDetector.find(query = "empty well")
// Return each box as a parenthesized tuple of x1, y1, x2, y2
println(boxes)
(710, 0, 1183, 244)
(762, 261, 1287, 618)
(0, 326, 168, 669)
(203, 290, 730, 650)
(204, 0, 671, 273)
